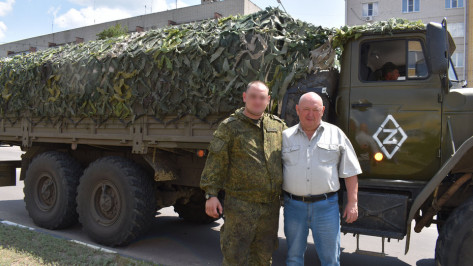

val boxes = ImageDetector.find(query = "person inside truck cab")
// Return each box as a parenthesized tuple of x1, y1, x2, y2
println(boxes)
(381, 62, 400, 81)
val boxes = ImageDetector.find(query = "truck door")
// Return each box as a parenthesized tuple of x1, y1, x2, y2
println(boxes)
(348, 37, 441, 181)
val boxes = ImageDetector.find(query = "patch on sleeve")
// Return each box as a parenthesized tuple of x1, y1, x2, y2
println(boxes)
(210, 137, 225, 153)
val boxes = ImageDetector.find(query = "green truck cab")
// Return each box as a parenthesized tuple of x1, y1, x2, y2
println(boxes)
(342, 22, 473, 265)
(282, 21, 473, 265)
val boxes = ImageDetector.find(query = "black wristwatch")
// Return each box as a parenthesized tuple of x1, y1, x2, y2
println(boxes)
(205, 193, 216, 200)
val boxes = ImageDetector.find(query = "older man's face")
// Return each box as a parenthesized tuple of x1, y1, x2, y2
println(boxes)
(296, 95, 325, 131)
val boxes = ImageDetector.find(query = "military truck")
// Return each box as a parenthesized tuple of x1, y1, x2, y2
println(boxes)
(286, 19, 473, 265)
(0, 8, 471, 265)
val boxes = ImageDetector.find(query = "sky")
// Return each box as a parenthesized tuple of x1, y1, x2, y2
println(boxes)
(0, 0, 345, 44)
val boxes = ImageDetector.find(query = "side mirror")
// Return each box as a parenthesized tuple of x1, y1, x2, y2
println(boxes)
(426, 22, 448, 75)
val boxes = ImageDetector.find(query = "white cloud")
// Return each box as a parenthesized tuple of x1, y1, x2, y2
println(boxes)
(48, 6, 61, 17)
(0, 21, 6, 39)
(67, 0, 187, 13)
(54, 0, 191, 29)
(54, 6, 132, 29)
(0, 0, 14, 40)
(0, 0, 15, 17)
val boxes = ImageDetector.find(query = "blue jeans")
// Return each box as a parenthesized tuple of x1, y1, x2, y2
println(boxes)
(283, 193, 340, 266)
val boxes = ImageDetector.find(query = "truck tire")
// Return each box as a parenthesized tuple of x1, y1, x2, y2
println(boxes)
(174, 191, 217, 224)
(24, 151, 82, 229)
(435, 196, 473, 266)
(76, 156, 155, 246)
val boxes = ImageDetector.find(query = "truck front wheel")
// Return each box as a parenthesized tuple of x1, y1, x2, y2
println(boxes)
(435, 195, 473, 266)
(24, 151, 82, 229)
(76, 156, 155, 246)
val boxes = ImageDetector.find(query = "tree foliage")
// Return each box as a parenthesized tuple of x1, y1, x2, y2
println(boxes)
(97, 24, 129, 40)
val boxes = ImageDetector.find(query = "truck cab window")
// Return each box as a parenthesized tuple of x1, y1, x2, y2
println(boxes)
(407, 40, 428, 79)
(360, 39, 428, 82)
(448, 58, 459, 81)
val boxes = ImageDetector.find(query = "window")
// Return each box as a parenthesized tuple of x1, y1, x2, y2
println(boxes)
(402, 0, 420, 13)
(448, 59, 459, 81)
(449, 23, 465, 38)
(362, 2, 378, 17)
(359, 39, 428, 82)
(446, 0, 464, 8)
(451, 52, 464, 68)
(407, 40, 428, 79)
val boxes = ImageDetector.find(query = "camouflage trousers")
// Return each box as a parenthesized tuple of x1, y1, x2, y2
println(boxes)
(220, 195, 280, 266)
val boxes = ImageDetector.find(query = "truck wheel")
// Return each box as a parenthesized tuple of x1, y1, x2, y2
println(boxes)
(174, 191, 217, 224)
(76, 156, 155, 246)
(435, 196, 473, 266)
(24, 151, 82, 229)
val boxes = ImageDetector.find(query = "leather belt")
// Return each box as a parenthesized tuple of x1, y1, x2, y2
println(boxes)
(284, 191, 337, 203)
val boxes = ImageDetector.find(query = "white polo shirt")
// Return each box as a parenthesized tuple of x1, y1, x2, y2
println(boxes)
(282, 122, 362, 196)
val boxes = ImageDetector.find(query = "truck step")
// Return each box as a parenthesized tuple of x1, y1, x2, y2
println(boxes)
(355, 234, 386, 257)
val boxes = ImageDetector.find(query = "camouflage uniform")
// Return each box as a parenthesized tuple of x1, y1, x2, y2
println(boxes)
(201, 107, 286, 266)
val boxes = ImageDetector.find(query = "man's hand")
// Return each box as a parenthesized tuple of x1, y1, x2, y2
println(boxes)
(343, 175, 358, 223)
(343, 201, 358, 223)
(205, 197, 223, 218)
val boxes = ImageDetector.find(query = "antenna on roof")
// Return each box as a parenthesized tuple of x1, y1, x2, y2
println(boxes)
(276, 0, 287, 13)
(93, 0, 96, 24)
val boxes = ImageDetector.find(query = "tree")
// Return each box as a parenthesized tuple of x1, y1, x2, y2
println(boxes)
(96, 24, 129, 40)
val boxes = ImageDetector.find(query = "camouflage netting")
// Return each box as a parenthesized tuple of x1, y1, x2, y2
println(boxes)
(332, 18, 425, 50)
(0, 7, 334, 122)
(0, 8, 425, 122)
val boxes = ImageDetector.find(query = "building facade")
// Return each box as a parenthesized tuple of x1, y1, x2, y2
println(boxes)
(345, 0, 469, 82)
(0, 0, 261, 57)
(468, 0, 472, 85)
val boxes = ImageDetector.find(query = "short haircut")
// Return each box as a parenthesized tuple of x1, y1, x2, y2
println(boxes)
(246, 80, 269, 93)
(381, 62, 398, 77)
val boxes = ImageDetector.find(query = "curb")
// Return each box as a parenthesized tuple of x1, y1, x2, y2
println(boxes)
(0, 219, 117, 254)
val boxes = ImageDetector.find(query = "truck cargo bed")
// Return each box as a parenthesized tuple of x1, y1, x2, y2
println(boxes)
(0, 115, 224, 153)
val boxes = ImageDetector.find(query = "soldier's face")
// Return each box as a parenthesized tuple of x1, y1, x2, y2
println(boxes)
(243, 85, 270, 116)
(296, 96, 325, 131)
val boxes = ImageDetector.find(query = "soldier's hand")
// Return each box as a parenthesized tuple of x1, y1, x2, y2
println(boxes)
(343, 201, 358, 223)
(205, 197, 223, 218)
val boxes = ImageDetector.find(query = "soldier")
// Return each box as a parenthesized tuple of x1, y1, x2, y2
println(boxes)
(200, 80, 286, 265)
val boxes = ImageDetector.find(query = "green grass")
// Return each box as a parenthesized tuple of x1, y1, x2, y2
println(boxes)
(0, 223, 156, 265)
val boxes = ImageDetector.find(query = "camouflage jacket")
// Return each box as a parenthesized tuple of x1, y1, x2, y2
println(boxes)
(200, 107, 287, 203)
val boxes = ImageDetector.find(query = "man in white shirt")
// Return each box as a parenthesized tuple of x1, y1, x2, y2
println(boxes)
(282, 92, 361, 266)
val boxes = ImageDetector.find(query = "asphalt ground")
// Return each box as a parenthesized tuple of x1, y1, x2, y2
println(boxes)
(0, 146, 437, 265)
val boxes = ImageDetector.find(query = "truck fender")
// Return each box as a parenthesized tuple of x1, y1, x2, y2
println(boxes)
(403, 135, 473, 254)
(407, 135, 473, 224)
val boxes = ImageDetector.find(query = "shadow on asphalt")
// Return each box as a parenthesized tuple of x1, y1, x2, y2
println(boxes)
(0, 201, 435, 266)
(273, 240, 415, 266)
(416, 258, 435, 266)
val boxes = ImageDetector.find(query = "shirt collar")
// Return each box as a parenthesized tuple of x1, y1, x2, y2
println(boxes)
(296, 121, 326, 136)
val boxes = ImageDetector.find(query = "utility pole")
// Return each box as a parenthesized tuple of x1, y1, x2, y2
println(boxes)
(277, 0, 287, 13)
